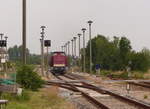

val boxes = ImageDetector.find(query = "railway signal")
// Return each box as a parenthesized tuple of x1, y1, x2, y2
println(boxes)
(0, 33, 8, 78)
(0, 40, 7, 47)
(40, 26, 46, 76)
(44, 40, 51, 47)
(0, 33, 4, 40)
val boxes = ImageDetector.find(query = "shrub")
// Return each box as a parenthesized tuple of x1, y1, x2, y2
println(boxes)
(16, 65, 45, 91)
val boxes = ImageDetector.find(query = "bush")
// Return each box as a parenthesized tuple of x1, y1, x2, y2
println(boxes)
(16, 65, 45, 91)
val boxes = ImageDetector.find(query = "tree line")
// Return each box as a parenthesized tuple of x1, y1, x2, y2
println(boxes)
(8, 45, 41, 64)
(85, 35, 150, 72)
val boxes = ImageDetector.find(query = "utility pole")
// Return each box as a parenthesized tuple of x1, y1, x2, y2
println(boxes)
(66, 43, 68, 55)
(78, 34, 81, 58)
(87, 20, 93, 73)
(73, 37, 77, 58)
(40, 26, 46, 76)
(61, 46, 64, 52)
(22, 0, 27, 64)
(82, 28, 86, 73)
(71, 39, 74, 57)
(46, 46, 49, 70)
(78, 33, 81, 70)
(68, 41, 70, 56)
(63, 45, 66, 54)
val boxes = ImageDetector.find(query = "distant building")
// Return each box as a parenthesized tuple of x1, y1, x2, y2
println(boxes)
(0, 48, 8, 64)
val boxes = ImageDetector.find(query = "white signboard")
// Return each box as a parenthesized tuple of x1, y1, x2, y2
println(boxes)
(1, 59, 6, 63)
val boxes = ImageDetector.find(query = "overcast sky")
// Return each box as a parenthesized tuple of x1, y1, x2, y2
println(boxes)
(0, 0, 150, 54)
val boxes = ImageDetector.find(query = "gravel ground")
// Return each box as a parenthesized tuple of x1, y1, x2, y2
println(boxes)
(59, 88, 97, 109)
(49, 72, 150, 109)
(70, 97, 97, 109)
(96, 96, 143, 109)
(100, 82, 150, 104)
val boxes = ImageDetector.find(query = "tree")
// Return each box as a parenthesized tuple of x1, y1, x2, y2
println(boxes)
(84, 34, 150, 72)
(119, 37, 132, 69)
(8, 45, 29, 62)
(8, 45, 41, 65)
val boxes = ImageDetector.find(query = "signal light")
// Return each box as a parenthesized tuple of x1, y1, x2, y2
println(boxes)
(0, 40, 7, 47)
(44, 40, 51, 47)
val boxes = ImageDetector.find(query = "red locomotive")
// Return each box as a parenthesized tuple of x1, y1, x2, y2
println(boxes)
(49, 51, 68, 74)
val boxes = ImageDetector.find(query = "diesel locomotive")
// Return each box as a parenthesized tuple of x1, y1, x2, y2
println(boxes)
(49, 51, 68, 75)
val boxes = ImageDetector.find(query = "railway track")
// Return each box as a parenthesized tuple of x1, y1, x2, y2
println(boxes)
(47, 72, 150, 109)
(127, 81, 150, 89)
(49, 74, 109, 109)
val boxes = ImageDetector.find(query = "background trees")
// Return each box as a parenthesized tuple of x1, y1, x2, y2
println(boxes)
(8, 45, 41, 65)
(85, 35, 150, 72)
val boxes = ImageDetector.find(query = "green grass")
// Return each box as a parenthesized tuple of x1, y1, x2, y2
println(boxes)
(3, 87, 74, 109)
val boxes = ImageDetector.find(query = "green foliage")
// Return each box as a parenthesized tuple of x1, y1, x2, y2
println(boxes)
(8, 45, 29, 62)
(129, 50, 150, 72)
(15, 90, 30, 101)
(132, 72, 144, 79)
(101, 70, 111, 76)
(16, 65, 45, 91)
(28, 54, 41, 65)
(2, 90, 30, 102)
(84, 34, 150, 72)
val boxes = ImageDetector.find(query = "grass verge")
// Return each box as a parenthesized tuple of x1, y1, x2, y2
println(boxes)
(3, 86, 74, 109)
